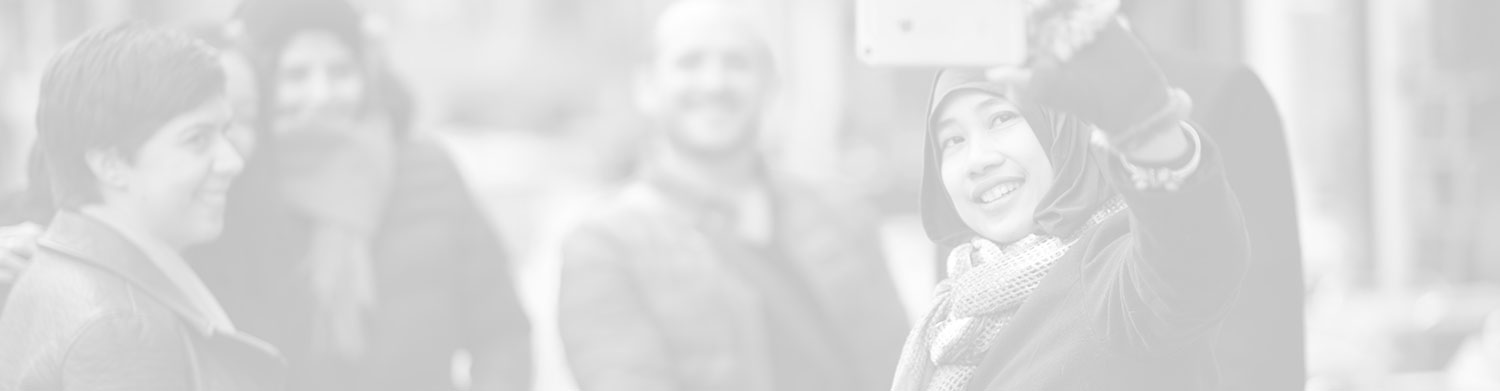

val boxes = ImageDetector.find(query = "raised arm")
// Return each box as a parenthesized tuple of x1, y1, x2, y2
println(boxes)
(1017, 15, 1252, 349)
(1096, 124, 1252, 349)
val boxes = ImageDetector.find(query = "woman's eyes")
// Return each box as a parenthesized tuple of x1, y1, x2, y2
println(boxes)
(182, 133, 210, 149)
(939, 135, 966, 152)
(990, 111, 1020, 129)
(182, 127, 223, 150)
(940, 110, 1020, 153)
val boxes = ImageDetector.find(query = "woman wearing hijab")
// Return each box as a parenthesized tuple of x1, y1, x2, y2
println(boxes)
(891, 3, 1251, 390)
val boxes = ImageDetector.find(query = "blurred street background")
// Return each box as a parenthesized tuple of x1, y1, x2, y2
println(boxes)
(2, 0, 1499, 390)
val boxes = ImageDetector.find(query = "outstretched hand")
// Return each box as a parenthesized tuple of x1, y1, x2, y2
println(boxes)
(986, 0, 1193, 164)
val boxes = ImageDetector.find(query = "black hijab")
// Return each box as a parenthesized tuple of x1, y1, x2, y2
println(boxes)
(919, 69, 1115, 249)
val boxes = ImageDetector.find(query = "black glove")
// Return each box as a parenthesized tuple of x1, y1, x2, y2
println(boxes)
(1023, 18, 1189, 149)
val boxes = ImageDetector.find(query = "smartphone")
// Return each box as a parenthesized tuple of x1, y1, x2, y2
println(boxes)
(855, 0, 1028, 67)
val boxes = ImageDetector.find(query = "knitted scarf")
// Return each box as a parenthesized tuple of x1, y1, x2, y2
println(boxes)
(274, 116, 394, 360)
(892, 196, 1126, 391)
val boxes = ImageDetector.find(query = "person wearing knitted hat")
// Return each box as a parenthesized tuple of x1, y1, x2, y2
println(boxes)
(183, 0, 534, 390)
(891, 1, 1252, 390)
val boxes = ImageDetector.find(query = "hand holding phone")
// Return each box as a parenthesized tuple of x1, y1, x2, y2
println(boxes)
(855, 0, 1029, 67)
(855, 0, 1129, 69)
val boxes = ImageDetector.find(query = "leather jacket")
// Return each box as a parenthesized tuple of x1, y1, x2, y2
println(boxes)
(0, 212, 284, 390)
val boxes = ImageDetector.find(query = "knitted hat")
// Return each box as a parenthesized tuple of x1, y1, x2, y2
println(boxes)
(234, 0, 366, 59)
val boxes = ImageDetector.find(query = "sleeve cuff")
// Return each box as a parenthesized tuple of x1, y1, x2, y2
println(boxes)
(1114, 122, 1203, 192)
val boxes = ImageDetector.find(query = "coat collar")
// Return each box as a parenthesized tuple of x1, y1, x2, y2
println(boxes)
(37, 211, 220, 336)
(640, 153, 776, 233)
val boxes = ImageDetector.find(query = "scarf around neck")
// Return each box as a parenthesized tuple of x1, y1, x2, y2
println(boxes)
(893, 196, 1126, 391)
(273, 116, 395, 360)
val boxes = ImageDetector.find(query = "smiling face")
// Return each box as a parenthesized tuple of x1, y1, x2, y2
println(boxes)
(647, 1, 770, 157)
(933, 90, 1055, 244)
(273, 31, 365, 133)
(105, 96, 244, 249)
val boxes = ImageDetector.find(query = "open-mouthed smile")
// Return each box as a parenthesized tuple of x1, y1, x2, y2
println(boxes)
(972, 177, 1025, 205)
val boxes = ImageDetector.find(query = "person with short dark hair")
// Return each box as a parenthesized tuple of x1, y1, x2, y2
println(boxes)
(0, 22, 283, 390)
(0, 18, 267, 322)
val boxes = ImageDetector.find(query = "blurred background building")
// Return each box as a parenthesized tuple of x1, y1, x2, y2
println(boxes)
(2, 0, 1499, 390)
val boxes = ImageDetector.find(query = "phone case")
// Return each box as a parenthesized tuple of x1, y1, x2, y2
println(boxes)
(855, 0, 1028, 67)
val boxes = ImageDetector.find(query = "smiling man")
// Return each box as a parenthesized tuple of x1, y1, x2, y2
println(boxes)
(556, 1, 909, 391)
(0, 23, 282, 390)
